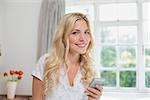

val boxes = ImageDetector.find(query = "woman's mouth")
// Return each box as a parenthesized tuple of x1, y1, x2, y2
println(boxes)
(75, 43, 87, 48)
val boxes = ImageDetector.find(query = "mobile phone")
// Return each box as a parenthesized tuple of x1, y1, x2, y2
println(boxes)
(89, 78, 105, 88)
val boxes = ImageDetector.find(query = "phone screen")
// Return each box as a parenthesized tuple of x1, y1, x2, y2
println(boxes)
(89, 78, 105, 88)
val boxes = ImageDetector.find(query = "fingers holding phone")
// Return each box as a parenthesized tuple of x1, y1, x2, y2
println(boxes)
(85, 78, 104, 100)
(90, 78, 104, 87)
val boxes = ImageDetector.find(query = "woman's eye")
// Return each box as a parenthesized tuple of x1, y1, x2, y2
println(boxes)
(72, 32, 78, 35)
(85, 31, 90, 34)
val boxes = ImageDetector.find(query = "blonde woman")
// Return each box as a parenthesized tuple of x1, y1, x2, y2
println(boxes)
(32, 12, 103, 100)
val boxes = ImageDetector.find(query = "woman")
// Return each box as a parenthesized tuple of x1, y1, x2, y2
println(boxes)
(32, 12, 103, 100)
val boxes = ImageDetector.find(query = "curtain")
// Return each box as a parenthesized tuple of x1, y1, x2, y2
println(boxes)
(37, 0, 65, 59)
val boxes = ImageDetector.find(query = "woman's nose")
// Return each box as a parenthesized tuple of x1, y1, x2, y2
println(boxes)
(79, 33, 85, 41)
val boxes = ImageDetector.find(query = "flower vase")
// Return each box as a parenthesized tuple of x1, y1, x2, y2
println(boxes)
(7, 81, 17, 99)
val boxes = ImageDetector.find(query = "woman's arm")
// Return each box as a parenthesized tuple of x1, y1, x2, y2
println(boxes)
(32, 76, 44, 100)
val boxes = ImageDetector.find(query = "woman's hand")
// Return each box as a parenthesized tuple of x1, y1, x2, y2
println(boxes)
(85, 85, 103, 100)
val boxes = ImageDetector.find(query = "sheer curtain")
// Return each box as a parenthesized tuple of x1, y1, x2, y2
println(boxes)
(37, 0, 65, 59)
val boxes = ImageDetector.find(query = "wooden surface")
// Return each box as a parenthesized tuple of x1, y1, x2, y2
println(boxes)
(0, 95, 32, 100)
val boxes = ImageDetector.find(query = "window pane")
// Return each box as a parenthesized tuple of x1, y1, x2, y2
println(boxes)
(145, 47, 150, 68)
(120, 71, 136, 87)
(101, 46, 116, 67)
(119, 46, 136, 68)
(145, 71, 150, 88)
(143, 2, 150, 44)
(118, 26, 137, 44)
(143, 2, 150, 20)
(99, 4, 117, 21)
(99, 3, 137, 21)
(143, 21, 150, 44)
(100, 26, 137, 44)
(100, 27, 117, 43)
(101, 71, 116, 87)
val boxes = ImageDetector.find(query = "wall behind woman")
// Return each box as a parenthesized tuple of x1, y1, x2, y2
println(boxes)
(0, 0, 41, 95)
(0, 0, 4, 56)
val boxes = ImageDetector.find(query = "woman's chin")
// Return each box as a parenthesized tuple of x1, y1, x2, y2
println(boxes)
(78, 50, 87, 54)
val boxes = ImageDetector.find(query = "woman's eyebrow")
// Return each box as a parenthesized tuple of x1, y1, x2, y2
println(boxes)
(73, 29, 89, 31)
(72, 29, 81, 32)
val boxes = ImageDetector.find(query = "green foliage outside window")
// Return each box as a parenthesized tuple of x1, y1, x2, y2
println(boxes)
(100, 46, 137, 87)
(101, 71, 116, 87)
(101, 46, 116, 67)
(100, 29, 115, 43)
(120, 71, 136, 87)
(145, 71, 150, 88)
(145, 48, 150, 67)
(119, 47, 136, 68)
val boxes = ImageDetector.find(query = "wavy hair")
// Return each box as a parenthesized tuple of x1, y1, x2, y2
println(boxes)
(43, 12, 95, 95)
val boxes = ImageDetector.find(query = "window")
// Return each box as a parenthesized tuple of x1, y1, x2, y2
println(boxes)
(98, 2, 138, 89)
(66, 0, 150, 92)
(99, 3, 137, 21)
(143, 2, 150, 88)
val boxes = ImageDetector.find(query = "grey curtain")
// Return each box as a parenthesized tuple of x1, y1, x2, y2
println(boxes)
(37, 0, 65, 59)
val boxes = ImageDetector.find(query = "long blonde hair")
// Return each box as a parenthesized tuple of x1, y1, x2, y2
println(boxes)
(43, 12, 95, 95)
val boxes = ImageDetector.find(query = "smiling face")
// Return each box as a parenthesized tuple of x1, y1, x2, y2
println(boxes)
(68, 19, 91, 55)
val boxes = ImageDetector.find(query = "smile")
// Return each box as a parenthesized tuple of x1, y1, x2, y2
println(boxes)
(75, 43, 87, 48)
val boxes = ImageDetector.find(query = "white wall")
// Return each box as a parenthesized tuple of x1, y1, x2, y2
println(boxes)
(0, 0, 4, 54)
(0, 0, 41, 95)
(0, 0, 5, 94)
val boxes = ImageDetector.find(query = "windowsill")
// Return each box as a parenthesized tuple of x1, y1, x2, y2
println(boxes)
(102, 91, 150, 100)
(0, 93, 149, 100)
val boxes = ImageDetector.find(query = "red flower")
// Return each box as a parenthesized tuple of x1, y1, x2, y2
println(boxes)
(3, 72, 8, 77)
(2, 69, 24, 81)
(10, 70, 15, 75)
(18, 70, 23, 75)
(18, 75, 22, 80)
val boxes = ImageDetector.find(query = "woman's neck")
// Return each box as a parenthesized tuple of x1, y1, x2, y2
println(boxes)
(67, 52, 80, 66)
(66, 53, 81, 87)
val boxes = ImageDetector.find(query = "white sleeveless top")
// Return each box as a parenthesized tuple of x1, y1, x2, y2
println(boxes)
(32, 54, 88, 100)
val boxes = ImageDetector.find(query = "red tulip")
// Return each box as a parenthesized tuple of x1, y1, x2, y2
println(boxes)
(3, 72, 8, 77)
(3, 69, 24, 81)
(10, 70, 15, 75)
(18, 70, 23, 75)
(18, 75, 22, 80)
